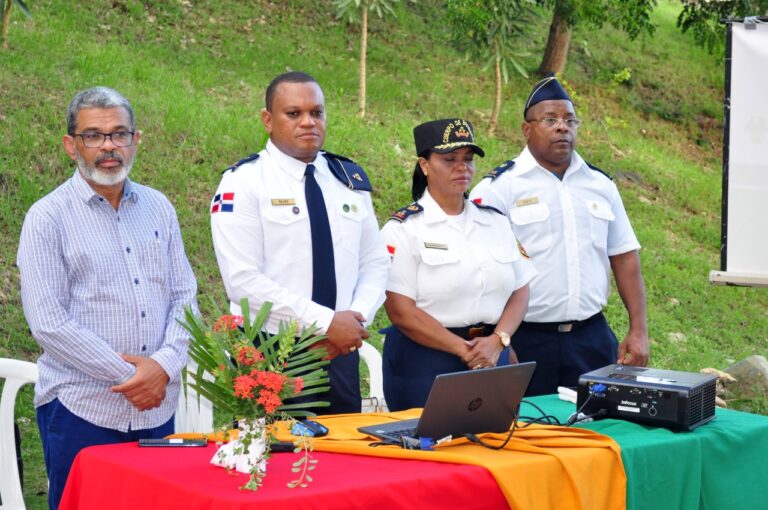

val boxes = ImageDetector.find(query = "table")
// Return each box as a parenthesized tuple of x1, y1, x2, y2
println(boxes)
(59, 395, 768, 510)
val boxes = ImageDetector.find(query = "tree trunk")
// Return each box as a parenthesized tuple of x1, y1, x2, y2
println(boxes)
(2, 0, 13, 50)
(357, 7, 368, 118)
(488, 39, 502, 136)
(538, 3, 572, 76)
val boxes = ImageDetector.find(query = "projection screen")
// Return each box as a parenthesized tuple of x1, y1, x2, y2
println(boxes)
(709, 18, 768, 287)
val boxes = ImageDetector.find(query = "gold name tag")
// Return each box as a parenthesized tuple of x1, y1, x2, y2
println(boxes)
(424, 242, 448, 250)
(515, 196, 539, 207)
(271, 198, 296, 206)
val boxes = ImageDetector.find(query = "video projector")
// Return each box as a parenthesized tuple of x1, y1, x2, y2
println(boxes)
(576, 364, 717, 431)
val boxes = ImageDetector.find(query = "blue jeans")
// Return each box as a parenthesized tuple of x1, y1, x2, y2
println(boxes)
(37, 398, 173, 510)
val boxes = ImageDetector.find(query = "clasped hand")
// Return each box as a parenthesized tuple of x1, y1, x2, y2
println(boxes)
(311, 310, 368, 360)
(111, 354, 170, 411)
(461, 335, 502, 370)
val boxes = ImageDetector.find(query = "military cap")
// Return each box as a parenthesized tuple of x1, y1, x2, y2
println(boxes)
(524, 74, 572, 118)
(413, 118, 485, 158)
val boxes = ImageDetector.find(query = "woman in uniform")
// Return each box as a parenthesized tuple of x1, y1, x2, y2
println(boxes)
(380, 118, 537, 412)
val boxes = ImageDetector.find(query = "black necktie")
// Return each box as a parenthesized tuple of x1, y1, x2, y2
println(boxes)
(304, 164, 337, 309)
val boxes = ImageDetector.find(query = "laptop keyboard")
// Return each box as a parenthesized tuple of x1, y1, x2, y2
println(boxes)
(382, 426, 418, 439)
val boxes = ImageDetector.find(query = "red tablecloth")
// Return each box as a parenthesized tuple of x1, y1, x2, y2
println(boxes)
(59, 443, 509, 510)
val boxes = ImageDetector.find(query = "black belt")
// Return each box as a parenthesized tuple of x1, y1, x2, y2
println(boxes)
(447, 324, 495, 340)
(520, 312, 603, 333)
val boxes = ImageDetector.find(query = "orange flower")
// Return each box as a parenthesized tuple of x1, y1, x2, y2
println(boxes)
(233, 374, 258, 399)
(257, 390, 283, 414)
(293, 377, 304, 395)
(251, 370, 287, 393)
(213, 315, 244, 332)
(235, 345, 264, 366)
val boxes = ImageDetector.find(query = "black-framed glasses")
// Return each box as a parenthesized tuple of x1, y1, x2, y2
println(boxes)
(74, 131, 135, 148)
(527, 117, 581, 129)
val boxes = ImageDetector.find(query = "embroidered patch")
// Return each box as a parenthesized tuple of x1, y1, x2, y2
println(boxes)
(211, 192, 235, 213)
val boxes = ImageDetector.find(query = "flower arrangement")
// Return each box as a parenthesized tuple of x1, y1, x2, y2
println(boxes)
(180, 298, 330, 490)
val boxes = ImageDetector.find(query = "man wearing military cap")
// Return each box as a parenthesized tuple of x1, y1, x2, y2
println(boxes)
(470, 75, 649, 396)
(211, 71, 390, 413)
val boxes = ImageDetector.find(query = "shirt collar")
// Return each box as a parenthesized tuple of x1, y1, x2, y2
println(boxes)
(419, 189, 491, 226)
(71, 169, 138, 205)
(266, 139, 323, 180)
(513, 146, 586, 179)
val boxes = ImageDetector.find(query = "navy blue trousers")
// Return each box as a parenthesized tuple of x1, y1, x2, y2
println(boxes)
(512, 313, 618, 396)
(284, 350, 361, 415)
(37, 398, 174, 510)
(382, 326, 510, 412)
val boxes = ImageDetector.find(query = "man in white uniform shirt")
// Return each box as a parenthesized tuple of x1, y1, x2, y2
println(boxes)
(211, 71, 390, 414)
(470, 76, 649, 395)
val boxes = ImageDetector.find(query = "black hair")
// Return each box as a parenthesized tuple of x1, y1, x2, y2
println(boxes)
(411, 150, 430, 201)
(265, 71, 319, 111)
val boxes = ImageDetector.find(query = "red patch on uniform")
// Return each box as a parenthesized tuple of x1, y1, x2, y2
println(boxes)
(472, 197, 482, 204)
(387, 244, 396, 256)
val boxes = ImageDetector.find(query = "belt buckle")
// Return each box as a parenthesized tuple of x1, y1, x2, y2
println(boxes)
(557, 323, 573, 333)
(468, 326, 484, 339)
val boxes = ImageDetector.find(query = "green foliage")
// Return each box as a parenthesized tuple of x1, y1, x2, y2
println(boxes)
(180, 299, 330, 419)
(2, 2, 767, 507)
(333, 0, 400, 23)
(445, 0, 536, 80)
(677, 0, 768, 53)
(538, 0, 658, 38)
(611, 67, 632, 86)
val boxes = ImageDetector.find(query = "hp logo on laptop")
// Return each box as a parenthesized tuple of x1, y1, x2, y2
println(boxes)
(467, 398, 483, 411)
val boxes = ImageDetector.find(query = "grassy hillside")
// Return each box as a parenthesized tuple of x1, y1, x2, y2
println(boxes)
(1, 0, 766, 507)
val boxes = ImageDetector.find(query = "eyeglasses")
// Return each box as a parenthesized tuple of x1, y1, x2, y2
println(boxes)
(73, 131, 135, 148)
(526, 117, 581, 129)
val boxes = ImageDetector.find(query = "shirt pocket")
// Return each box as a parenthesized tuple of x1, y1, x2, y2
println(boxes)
(140, 234, 169, 287)
(484, 246, 519, 294)
(262, 206, 309, 264)
(585, 199, 615, 250)
(334, 194, 367, 259)
(418, 247, 462, 296)
(508, 203, 552, 255)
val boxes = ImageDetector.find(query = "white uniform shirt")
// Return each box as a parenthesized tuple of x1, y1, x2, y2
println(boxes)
(211, 140, 390, 333)
(469, 147, 640, 323)
(381, 190, 536, 328)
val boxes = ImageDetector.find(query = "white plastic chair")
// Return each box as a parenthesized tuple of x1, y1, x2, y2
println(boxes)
(359, 341, 387, 412)
(174, 361, 214, 433)
(0, 358, 38, 510)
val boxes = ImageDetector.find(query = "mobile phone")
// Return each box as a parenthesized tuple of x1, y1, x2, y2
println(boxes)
(138, 438, 208, 447)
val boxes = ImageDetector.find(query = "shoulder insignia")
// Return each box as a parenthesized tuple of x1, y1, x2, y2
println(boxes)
(389, 203, 423, 223)
(586, 161, 613, 181)
(483, 160, 515, 180)
(223, 153, 260, 174)
(471, 201, 504, 215)
(322, 151, 372, 192)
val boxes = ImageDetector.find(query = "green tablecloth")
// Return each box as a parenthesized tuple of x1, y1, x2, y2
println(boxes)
(524, 395, 768, 510)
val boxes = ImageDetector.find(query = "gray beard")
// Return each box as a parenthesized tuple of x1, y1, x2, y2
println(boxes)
(76, 152, 132, 186)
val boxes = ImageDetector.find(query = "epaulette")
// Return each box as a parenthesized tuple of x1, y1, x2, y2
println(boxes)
(322, 151, 372, 192)
(482, 160, 515, 180)
(223, 153, 260, 174)
(471, 201, 504, 215)
(389, 203, 423, 223)
(586, 161, 613, 181)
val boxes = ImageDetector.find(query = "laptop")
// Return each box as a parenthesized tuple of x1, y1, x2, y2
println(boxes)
(358, 361, 536, 441)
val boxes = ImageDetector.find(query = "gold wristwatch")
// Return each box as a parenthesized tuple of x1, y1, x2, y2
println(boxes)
(494, 330, 511, 347)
